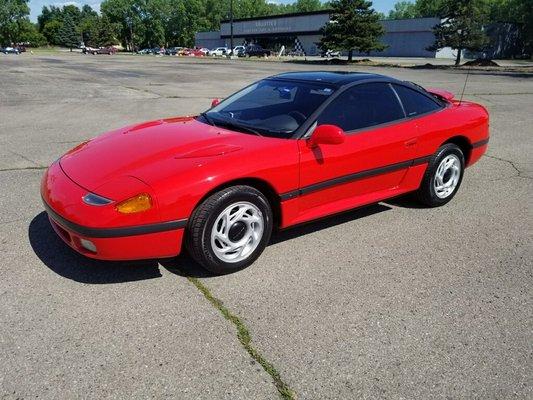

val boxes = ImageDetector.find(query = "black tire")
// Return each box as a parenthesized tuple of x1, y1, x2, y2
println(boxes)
(186, 185, 273, 274)
(415, 143, 465, 207)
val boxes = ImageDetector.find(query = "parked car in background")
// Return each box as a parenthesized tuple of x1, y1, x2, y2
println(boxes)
(198, 48, 210, 55)
(82, 46, 97, 54)
(232, 45, 245, 56)
(209, 47, 228, 56)
(182, 47, 205, 57)
(1, 47, 20, 54)
(165, 47, 183, 56)
(321, 49, 341, 58)
(244, 44, 271, 57)
(95, 46, 117, 55)
(137, 48, 163, 55)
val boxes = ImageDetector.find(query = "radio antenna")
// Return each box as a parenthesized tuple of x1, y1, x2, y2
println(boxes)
(459, 64, 472, 104)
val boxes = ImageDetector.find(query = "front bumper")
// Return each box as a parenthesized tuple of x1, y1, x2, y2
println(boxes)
(41, 162, 186, 260)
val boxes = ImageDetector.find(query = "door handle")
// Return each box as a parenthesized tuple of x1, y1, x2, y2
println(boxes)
(404, 138, 418, 147)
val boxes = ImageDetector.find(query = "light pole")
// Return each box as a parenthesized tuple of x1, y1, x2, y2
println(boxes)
(230, 0, 234, 56)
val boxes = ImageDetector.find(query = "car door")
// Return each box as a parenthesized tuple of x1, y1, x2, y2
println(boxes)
(391, 83, 448, 158)
(295, 82, 420, 220)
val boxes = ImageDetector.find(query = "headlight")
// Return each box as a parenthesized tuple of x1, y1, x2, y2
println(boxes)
(115, 193, 152, 214)
(82, 193, 113, 206)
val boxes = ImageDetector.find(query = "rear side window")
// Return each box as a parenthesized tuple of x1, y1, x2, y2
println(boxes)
(317, 83, 405, 132)
(393, 84, 441, 117)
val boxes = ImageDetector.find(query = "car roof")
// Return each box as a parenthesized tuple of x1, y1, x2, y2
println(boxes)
(269, 71, 399, 86)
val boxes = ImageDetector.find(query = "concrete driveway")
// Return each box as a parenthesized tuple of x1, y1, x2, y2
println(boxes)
(0, 54, 531, 399)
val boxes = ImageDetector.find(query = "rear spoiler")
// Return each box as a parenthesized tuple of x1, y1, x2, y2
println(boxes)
(426, 88, 455, 102)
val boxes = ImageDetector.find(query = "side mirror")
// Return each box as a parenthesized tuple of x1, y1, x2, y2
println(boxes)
(307, 124, 345, 148)
(211, 98, 220, 108)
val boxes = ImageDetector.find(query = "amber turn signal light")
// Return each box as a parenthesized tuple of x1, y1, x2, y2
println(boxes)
(115, 193, 153, 214)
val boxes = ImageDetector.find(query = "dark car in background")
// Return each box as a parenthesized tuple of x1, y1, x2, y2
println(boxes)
(244, 44, 271, 57)
(137, 47, 163, 55)
(1, 47, 20, 54)
(165, 47, 183, 55)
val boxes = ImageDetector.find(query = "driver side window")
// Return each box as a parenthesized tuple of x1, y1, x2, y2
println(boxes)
(317, 83, 405, 132)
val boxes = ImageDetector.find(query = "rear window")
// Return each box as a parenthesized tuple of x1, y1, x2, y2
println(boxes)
(393, 84, 442, 117)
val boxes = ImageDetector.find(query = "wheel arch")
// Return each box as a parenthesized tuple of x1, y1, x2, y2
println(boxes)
(193, 177, 282, 228)
(442, 135, 472, 165)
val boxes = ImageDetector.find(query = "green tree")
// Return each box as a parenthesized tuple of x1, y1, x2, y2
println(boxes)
(294, 0, 324, 12)
(81, 4, 98, 20)
(388, 1, 420, 19)
(486, 0, 533, 55)
(0, 0, 30, 45)
(78, 15, 98, 46)
(58, 14, 79, 50)
(17, 18, 47, 46)
(42, 19, 63, 45)
(319, 0, 386, 61)
(37, 6, 61, 31)
(61, 4, 82, 25)
(101, 0, 144, 50)
(78, 5, 99, 46)
(415, 0, 445, 16)
(95, 16, 120, 46)
(428, 0, 489, 65)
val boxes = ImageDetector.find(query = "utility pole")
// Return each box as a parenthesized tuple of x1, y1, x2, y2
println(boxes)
(230, 0, 234, 56)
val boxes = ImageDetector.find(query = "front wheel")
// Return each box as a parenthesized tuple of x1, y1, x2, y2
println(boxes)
(186, 186, 273, 274)
(415, 143, 465, 207)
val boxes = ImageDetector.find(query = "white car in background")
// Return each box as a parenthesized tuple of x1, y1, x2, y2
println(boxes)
(232, 45, 245, 56)
(209, 47, 228, 56)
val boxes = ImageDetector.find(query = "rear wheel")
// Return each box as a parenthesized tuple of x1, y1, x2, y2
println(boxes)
(186, 186, 273, 274)
(415, 143, 465, 207)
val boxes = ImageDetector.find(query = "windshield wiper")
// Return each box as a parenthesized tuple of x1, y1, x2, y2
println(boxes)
(200, 112, 216, 127)
(214, 119, 263, 137)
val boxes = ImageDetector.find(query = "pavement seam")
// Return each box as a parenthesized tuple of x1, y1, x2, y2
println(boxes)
(483, 153, 531, 179)
(470, 92, 533, 96)
(187, 277, 296, 400)
(7, 149, 45, 169)
(0, 166, 47, 172)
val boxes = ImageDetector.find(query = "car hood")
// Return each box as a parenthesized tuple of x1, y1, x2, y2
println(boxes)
(59, 117, 248, 194)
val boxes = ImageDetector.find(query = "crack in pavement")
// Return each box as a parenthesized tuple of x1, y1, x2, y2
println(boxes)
(8, 150, 45, 168)
(120, 85, 161, 98)
(119, 85, 211, 100)
(470, 92, 533, 96)
(0, 166, 47, 172)
(483, 153, 532, 179)
(187, 277, 296, 400)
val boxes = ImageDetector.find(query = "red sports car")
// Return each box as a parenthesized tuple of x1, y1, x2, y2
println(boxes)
(41, 72, 489, 273)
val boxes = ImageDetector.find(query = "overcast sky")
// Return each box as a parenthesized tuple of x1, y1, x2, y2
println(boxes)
(28, 0, 398, 22)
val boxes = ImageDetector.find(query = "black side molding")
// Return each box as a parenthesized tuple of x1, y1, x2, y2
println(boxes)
(280, 155, 432, 201)
(42, 198, 187, 238)
(472, 138, 489, 148)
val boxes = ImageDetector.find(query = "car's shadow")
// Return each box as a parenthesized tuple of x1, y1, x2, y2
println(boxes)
(383, 195, 428, 209)
(30, 203, 393, 283)
(29, 212, 162, 284)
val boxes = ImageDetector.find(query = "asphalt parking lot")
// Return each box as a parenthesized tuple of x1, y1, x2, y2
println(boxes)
(1, 53, 532, 399)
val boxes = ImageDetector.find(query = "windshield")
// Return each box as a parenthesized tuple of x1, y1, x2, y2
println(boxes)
(198, 79, 336, 138)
